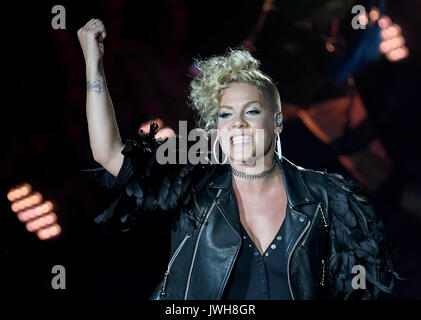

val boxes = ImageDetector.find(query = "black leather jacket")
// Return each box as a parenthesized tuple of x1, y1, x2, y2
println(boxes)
(86, 134, 398, 300)
(150, 157, 330, 300)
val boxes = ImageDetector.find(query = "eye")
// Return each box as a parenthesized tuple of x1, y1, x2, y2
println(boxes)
(246, 109, 260, 115)
(218, 112, 232, 119)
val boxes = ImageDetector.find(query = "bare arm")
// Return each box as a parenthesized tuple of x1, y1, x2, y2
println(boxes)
(78, 19, 124, 177)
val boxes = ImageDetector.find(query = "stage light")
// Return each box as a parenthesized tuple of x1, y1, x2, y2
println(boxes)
(37, 224, 62, 240)
(369, 8, 380, 22)
(379, 16, 392, 29)
(262, 0, 273, 13)
(18, 200, 54, 222)
(325, 41, 335, 53)
(380, 36, 405, 53)
(386, 47, 409, 62)
(11, 191, 43, 212)
(26, 212, 57, 232)
(7, 183, 32, 201)
(378, 15, 408, 62)
(7, 183, 62, 241)
(381, 24, 401, 40)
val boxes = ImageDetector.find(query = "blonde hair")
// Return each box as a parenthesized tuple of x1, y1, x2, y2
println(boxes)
(188, 48, 281, 132)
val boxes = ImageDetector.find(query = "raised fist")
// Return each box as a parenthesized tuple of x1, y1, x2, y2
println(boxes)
(77, 19, 107, 67)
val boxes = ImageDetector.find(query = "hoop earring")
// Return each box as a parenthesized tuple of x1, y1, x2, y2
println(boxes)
(275, 132, 283, 161)
(212, 135, 228, 164)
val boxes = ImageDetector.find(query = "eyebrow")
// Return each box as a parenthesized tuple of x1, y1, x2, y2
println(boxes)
(219, 100, 261, 109)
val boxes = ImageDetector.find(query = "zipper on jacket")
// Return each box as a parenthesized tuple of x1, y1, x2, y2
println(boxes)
(160, 231, 191, 297)
(320, 259, 326, 287)
(287, 219, 311, 300)
(319, 204, 329, 230)
(184, 189, 222, 300)
(300, 202, 322, 247)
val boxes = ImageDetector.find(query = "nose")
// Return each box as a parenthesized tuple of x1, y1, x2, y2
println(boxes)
(232, 114, 248, 129)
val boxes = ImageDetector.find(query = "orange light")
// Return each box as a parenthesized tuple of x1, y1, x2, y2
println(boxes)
(386, 46, 409, 62)
(379, 41, 390, 53)
(379, 16, 392, 29)
(26, 212, 57, 232)
(12, 192, 43, 212)
(325, 42, 335, 53)
(7, 184, 62, 241)
(380, 36, 405, 53)
(377, 17, 408, 63)
(7, 183, 32, 202)
(263, 0, 273, 12)
(8, 190, 17, 202)
(11, 204, 17, 212)
(17, 200, 54, 222)
(40, 200, 54, 212)
(17, 208, 33, 222)
(381, 25, 401, 40)
(369, 8, 380, 21)
(37, 224, 62, 240)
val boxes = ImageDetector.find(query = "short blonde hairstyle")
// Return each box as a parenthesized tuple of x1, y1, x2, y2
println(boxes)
(188, 48, 281, 132)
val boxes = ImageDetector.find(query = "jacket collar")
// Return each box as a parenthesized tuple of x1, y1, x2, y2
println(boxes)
(207, 157, 315, 208)
(277, 157, 315, 207)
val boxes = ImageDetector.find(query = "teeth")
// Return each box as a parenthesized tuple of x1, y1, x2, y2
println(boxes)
(232, 136, 252, 144)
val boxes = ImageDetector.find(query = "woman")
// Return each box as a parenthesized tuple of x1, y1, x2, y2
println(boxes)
(78, 19, 399, 300)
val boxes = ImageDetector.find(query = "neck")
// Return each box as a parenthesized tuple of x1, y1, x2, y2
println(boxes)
(232, 165, 284, 197)
(230, 150, 283, 193)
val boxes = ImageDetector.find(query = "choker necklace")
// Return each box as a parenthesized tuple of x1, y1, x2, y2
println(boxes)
(231, 161, 276, 180)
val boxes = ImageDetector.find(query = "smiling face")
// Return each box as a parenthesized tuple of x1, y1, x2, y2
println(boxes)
(217, 82, 282, 167)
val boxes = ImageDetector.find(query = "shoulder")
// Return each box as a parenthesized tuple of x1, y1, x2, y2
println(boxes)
(282, 157, 370, 204)
(280, 157, 329, 199)
(294, 161, 327, 187)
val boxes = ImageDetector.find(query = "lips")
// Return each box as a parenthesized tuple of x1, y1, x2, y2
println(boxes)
(230, 135, 252, 145)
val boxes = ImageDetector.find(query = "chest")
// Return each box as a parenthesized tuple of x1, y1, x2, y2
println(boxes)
(235, 189, 288, 255)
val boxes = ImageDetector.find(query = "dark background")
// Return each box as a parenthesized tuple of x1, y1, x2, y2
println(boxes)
(1, 0, 420, 300)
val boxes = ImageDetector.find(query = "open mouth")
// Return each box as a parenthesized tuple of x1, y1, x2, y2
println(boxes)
(230, 135, 253, 145)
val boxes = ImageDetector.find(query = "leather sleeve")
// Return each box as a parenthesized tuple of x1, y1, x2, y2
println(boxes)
(80, 155, 134, 191)
(325, 172, 401, 299)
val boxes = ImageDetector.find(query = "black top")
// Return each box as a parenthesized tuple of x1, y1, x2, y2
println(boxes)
(223, 207, 292, 300)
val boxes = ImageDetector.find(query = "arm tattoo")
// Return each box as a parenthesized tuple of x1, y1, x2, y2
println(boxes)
(86, 79, 104, 94)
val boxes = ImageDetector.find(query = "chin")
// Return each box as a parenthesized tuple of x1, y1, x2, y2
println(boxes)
(230, 148, 265, 167)
(230, 145, 252, 158)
